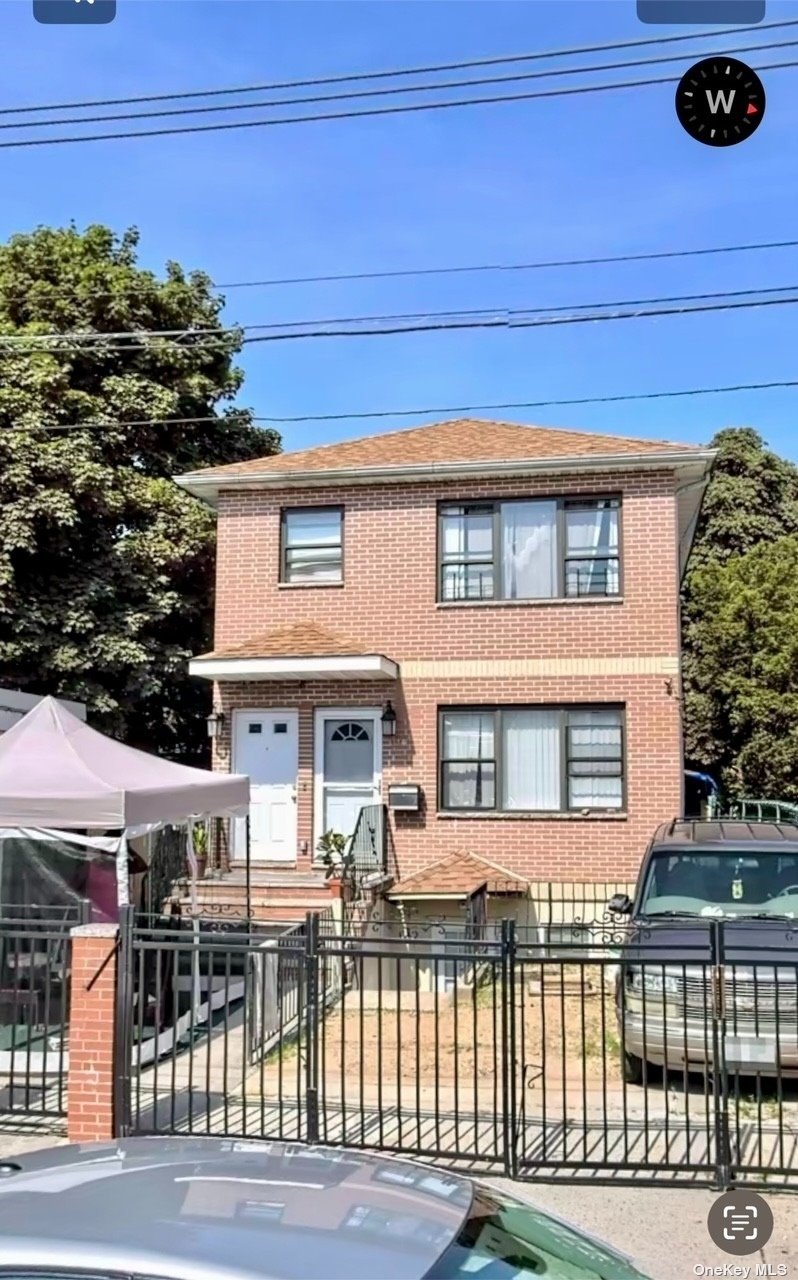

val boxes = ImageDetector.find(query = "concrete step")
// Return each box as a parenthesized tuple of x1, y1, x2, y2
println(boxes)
(176, 900, 313, 924)
(188, 885, 333, 906)
(214, 870, 329, 890)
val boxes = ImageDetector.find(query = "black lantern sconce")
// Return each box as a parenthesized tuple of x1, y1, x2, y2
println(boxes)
(381, 700, 397, 738)
(206, 708, 226, 739)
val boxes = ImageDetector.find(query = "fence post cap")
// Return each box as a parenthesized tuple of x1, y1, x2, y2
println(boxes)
(70, 922, 119, 939)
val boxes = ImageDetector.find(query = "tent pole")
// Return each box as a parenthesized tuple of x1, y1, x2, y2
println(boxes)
(245, 815, 252, 922)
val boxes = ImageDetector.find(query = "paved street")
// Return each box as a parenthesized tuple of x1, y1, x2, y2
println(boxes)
(1, 1127, 796, 1279)
(490, 1177, 798, 1280)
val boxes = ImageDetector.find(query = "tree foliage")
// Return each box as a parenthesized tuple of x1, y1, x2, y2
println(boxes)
(0, 224, 278, 762)
(682, 428, 798, 799)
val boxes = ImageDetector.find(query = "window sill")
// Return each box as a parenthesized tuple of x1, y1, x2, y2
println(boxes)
(436, 810, 628, 822)
(278, 580, 345, 590)
(436, 596, 624, 610)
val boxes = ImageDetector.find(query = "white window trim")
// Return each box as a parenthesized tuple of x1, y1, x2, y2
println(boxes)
(313, 706, 383, 853)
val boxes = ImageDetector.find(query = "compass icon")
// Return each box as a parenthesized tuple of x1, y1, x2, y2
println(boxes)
(675, 57, 765, 147)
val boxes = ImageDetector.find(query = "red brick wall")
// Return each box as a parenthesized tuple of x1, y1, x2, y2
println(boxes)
(209, 466, 684, 881)
(213, 674, 680, 880)
(214, 470, 680, 659)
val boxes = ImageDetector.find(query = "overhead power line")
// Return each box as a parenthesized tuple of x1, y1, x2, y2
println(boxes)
(240, 291, 798, 344)
(3, 377, 797, 435)
(215, 237, 798, 291)
(7, 35, 797, 132)
(240, 283, 798, 333)
(1, 235, 793, 305)
(256, 380, 798, 423)
(0, 286, 796, 355)
(2, 57, 796, 150)
(2, 17, 793, 116)
(1, 283, 796, 352)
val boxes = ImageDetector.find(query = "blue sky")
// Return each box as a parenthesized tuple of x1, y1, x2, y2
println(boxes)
(3, 0, 798, 457)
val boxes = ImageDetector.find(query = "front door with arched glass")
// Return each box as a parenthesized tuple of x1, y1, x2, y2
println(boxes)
(314, 707, 382, 849)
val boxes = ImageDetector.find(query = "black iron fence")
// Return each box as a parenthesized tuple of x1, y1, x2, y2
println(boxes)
(347, 804, 391, 890)
(117, 913, 798, 1190)
(0, 912, 78, 1120)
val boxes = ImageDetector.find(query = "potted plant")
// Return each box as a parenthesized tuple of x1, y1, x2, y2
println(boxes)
(192, 821, 208, 880)
(316, 829, 354, 881)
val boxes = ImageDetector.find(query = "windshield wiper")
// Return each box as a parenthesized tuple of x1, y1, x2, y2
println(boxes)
(640, 910, 698, 919)
(740, 911, 797, 921)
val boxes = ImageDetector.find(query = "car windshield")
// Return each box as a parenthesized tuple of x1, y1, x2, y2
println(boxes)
(424, 1189, 648, 1280)
(640, 849, 798, 918)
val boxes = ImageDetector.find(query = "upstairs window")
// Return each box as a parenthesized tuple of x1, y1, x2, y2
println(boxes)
(438, 497, 620, 602)
(282, 506, 343, 583)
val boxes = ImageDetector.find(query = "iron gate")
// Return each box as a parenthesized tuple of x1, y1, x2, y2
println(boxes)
(117, 912, 798, 1189)
(0, 910, 77, 1122)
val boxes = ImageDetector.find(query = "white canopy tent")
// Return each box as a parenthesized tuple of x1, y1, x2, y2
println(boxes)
(0, 697, 249, 914)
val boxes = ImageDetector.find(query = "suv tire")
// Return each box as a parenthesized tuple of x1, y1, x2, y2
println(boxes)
(622, 1050, 645, 1084)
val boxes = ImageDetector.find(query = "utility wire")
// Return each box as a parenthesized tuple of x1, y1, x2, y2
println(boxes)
(255, 380, 798, 424)
(2, 57, 796, 150)
(215, 237, 798, 291)
(240, 291, 798, 343)
(0, 236, 794, 305)
(1, 283, 795, 351)
(2, 17, 792, 116)
(3, 377, 797, 435)
(0, 288, 795, 354)
(240, 283, 798, 333)
(7, 36, 797, 131)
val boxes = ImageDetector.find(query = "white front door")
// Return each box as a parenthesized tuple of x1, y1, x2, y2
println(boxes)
(234, 710, 298, 863)
(314, 707, 381, 850)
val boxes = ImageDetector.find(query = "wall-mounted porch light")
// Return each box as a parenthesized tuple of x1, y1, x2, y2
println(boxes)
(206, 708, 226, 739)
(381, 700, 397, 738)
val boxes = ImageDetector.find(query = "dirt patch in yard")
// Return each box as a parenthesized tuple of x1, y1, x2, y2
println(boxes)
(305, 969, 622, 1092)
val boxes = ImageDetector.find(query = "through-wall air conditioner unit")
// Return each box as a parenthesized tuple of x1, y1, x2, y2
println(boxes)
(388, 783, 421, 812)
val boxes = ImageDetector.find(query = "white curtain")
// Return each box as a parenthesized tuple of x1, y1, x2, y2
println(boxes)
(568, 711, 623, 809)
(442, 713, 494, 808)
(501, 710, 560, 810)
(501, 501, 557, 599)
(443, 713, 494, 759)
(566, 506, 619, 594)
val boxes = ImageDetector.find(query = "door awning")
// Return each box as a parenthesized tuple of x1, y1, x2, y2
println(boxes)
(190, 622, 399, 683)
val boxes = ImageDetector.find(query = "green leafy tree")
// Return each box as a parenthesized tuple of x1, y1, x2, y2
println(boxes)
(0, 224, 278, 762)
(682, 428, 798, 798)
(683, 537, 798, 799)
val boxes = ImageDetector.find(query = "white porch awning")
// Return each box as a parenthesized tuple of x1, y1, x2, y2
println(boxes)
(190, 622, 399, 683)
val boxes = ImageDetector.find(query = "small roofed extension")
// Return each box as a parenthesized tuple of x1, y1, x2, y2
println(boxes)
(175, 417, 714, 915)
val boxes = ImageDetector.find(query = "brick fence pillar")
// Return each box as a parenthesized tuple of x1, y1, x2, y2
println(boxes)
(67, 923, 119, 1144)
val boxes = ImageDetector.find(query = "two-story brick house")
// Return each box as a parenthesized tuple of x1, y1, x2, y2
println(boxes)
(176, 418, 713, 916)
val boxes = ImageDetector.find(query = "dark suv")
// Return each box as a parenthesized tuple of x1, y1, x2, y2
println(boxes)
(609, 819, 798, 1083)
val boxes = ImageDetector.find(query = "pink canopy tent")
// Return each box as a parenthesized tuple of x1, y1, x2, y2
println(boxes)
(0, 696, 247, 829)
(0, 697, 249, 916)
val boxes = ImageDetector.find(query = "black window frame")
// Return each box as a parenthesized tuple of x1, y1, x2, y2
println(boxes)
(437, 495, 621, 603)
(280, 504, 344, 585)
(438, 705, 626, 815)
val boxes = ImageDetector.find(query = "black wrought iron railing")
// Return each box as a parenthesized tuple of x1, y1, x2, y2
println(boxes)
(0, 912, 77, 1118)
(347, 804, 390, 888)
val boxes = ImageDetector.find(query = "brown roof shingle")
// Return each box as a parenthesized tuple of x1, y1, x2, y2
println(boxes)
(388, 850, 529, 899)
(196, 622, 378, 662)
(187, 418, 704, 482)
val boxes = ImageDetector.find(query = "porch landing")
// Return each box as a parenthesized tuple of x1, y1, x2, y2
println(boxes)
(179, 867, 336, 923)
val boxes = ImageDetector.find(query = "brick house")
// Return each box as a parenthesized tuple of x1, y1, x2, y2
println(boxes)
(176, 418, 714, 923)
